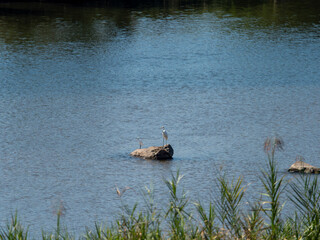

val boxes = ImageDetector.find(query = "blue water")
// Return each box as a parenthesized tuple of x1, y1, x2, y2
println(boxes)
(0, 1, 320, 236)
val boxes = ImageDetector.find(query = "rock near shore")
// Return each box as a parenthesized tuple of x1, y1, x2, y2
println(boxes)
(288, 160, 320, 174)
(130, 144, 174, 160)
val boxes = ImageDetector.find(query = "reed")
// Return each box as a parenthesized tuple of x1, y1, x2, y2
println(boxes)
(0, 212, 29, 240)
(241, 202, 264, 239)
(260, 136, 286, 239)
(194, 201, 217, 239)
(289, 175, 320, 239)
(164, 170, 190, 240)
(2, 137, 320, 239)
(216, 173, 246, 238)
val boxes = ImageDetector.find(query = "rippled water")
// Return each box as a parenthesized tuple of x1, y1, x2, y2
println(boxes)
(0, 0, 320, 236)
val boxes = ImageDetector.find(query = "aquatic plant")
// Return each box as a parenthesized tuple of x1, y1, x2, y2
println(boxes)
(41, 200, 74, 240)
(289, 175, 320, 239)
(0, 212, 29, 240)
(164, 170, 190, 240)
(216, 174, 246, 238)
(260, 136, 286, 239)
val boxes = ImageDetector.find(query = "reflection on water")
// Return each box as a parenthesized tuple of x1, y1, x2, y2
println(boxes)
(0, 0, 319, 44)
(0, 0, 320, 236)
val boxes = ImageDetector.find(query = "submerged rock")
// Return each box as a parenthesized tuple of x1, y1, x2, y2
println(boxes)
(130, 144, 174, 160)
(288, 160, 320, 174)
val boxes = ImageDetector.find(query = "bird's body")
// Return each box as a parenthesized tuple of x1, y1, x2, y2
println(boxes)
(137, 137, 143, 149)
(115, 185, 131, 197)
(162, 126, 168, 146)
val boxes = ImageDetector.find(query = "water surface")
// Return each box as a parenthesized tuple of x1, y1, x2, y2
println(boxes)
(0, 0, 320, 236)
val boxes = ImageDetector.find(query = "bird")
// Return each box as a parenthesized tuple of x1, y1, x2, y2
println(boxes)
(161, 126, 168, 147)
(115, 185, 131, 197)
(137, 137, 143, 149)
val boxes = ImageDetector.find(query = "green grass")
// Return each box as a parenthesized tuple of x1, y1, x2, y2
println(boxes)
(1, 137, 320, 240)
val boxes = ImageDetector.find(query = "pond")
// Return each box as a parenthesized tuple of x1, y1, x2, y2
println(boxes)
(0, 0, 320, 236)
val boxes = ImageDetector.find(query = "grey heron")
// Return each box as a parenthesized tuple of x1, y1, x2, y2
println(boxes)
(137, 137, 143, 149)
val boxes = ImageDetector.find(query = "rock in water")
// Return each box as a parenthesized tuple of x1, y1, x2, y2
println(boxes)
(130, 144, 174, 160)
(288, 160, 320, 173)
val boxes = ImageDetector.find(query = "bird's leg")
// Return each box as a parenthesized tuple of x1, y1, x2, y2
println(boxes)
(163, 138, 164, 147)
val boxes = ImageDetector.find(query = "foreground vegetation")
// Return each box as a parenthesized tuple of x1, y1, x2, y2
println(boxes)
(2, 137, 320, 239)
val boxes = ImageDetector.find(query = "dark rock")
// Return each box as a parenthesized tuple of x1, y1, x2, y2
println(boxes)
(288, 160, 320, 174)
(130, 144, 174, 160)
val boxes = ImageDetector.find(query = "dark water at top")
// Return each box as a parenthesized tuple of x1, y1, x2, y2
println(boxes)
(0, 0, 320, 236)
